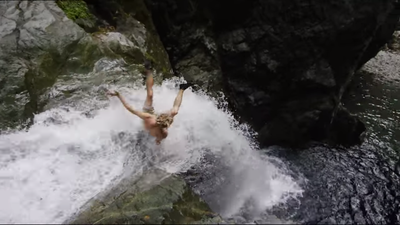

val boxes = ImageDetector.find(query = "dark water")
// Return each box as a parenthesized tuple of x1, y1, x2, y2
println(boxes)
(271, 57, 400, 224)
(182, 51, 400, 224)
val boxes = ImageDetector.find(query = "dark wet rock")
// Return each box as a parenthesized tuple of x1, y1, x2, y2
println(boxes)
(147, 0, 400, 147)
(66, 169, 224, 224)
(388, 31, 400, 51)
(146, 1, 223, 95)
(326, 107, 366, 146)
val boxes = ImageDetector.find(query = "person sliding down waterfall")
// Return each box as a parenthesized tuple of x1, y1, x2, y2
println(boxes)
(106, 60, 192, 145)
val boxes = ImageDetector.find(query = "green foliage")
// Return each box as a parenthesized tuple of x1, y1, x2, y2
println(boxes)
(56, 0, 94, 21)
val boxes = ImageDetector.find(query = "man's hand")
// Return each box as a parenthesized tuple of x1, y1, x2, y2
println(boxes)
(106, 90, 119, 97)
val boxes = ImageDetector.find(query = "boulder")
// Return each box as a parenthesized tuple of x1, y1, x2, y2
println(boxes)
(81, 0, 173, 76)
(147, 0, 400, 147)
(65, 169, 224, 224)
(0, 0, 170, 130)
(388, 31, 400, 51)
(0, 0, 85, 129)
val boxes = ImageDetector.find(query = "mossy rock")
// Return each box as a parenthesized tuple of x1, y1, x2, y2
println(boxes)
(388, 31, 400, 52)
(81, 0, 173, 77)
(64, 29, 148, 74)
(0, 58, 30, 129)
(56, 0, 97, 32)
(67, 169, 224, 224)
(63, 35, 105, 74)
(63, 34, 122, 75)
(56, 0, 93, 20)
(0, 49, 66, 129)
(0, 0, 171, 130)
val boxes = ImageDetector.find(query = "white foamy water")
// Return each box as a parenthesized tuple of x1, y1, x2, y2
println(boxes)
(0, 78, 303, 223)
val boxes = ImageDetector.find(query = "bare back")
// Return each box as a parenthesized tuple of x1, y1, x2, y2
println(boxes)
(143, 116, 164, 140)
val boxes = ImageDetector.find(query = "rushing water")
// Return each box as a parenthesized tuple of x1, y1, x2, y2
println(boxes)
(0, 69, 302, 223)
(2, 48, 398, 224)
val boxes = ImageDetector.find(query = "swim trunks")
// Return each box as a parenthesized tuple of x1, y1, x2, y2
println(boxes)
(142, 104, 174, 127)
(142, 104, 155, 115)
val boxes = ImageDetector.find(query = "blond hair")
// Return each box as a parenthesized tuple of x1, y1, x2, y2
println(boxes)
(156, 114, 174, 128)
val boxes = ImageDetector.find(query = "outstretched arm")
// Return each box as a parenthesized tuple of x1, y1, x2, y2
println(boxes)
(168, 89, 184, 118)
(107, 90, 152, 120)
(168, 84, 192, 118)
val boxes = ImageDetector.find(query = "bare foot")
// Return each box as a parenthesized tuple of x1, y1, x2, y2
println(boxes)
(144, 59, 153, 70)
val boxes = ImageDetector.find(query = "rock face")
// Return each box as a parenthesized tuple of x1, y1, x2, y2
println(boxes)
(146, 1, 224, 95)
(0, 0, 85, 129)
(0, 0, 171, 130)
(81, 0, 172, 76)
(147, 0, 400, 147)
(66, 169, 224, 224)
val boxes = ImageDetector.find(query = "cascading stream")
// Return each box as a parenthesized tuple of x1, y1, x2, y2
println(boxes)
(0, 77, 303, 224)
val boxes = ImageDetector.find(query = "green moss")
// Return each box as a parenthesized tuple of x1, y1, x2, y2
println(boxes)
(144, 51, 156, 62)
(162, 67, 169, 75)
(65, 36, 103, 74)
(162, 184, 217, 224)
(144, 33, 173, 78)
(68, 170, 222, 225)
(56, 0, 94, 21)
(22, 52, 63, 124)
(62, 35, 124, 74)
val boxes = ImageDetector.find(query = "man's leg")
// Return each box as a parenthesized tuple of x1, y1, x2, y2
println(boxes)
(170, 83, 192, 116)
(143, 61, 154, 113)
